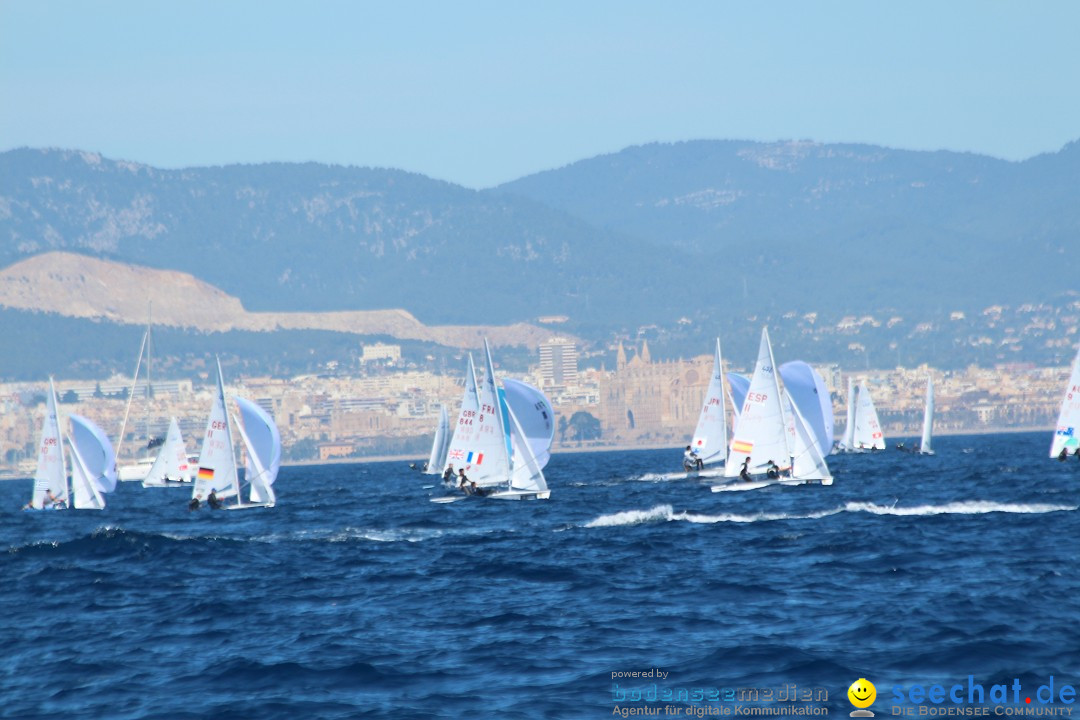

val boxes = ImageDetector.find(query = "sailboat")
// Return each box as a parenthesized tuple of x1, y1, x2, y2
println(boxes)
(229, 396, 281, 509)
(917, 377, 935, 455)
(1050, 344, 1080, 459)
(683, 338, 729, 477)
(851, 381, 886, 451)
(141, 417, 194, 487)
(432, 340, 551, 501)
(191, 358, 281, 510)
(836, 378, 857, 453)
(27, 378, 68, 510)
(68, 414, 118, 510)
(441, 353, 481, 481)
(422, 406, 451, 475)
(779, 361, 834, 456)
(712, 328, 832, 490)
(117, 307, 158, 482)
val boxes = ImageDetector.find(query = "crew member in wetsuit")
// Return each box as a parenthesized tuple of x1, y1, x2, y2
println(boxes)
(740, 457, 753, 482)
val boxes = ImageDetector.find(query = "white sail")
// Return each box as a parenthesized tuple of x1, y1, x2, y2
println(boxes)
(234, 396, 281, 506)
(506, 402, 549, 495)
(68, 414, 117, 510)
(787, 397, 833, 483)
(726, 372, 750, 436)
(690, 338, 729, 466)
(852, 381, 886, 450)
(423, 406, 450, 475)
(193, 358, 239, 500)
(1051, 344, 1080, 458)
(142, 417, 192, 486)
(442, 354, 481, 475)
(467, 340, 512, 487)
(839, 378, 857, 451)
(919, 377, 935, 455)
(31, 378, 68, 510)
(501, 378, 555, 470)
(725, 328, 791, 477)
(779, 361, 834, 455)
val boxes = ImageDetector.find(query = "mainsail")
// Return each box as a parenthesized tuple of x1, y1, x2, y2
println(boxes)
(852, 381, 886, 450)
(1050, 344, 1080, 458)
(919, 377, 935, 455)
(193, 358, 239, 500)
(690, 338, 729, 466)
(234, 396, 281, 506)
(68, 414, 117, 510)
(725, 328, 790, 477)
(31, 378, 68, 509)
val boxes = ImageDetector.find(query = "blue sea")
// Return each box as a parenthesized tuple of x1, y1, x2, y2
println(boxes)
(3, 431, 1079, 719)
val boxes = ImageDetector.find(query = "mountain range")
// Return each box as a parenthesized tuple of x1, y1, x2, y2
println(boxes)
(1, 141, 1077, 377)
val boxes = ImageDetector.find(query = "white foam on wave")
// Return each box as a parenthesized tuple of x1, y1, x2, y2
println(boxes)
(584, 504, 841, 528)
(844, 500, 1077, 516)
(583, 500, 1076, 529)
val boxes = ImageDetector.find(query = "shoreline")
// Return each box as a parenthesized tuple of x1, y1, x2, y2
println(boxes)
(0, 425, 1054, 478)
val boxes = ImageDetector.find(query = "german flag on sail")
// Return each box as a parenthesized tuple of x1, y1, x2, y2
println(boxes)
(198, 467, 214, 481)
(732, 440, 753, 454)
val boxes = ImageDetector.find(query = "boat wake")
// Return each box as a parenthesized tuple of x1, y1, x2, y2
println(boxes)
(843, 500, 1077, 516)
(584, 500, 1076, 529)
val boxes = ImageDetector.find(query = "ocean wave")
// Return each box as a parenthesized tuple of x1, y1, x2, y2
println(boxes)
(583, 504, 841, 528)
(583, 500, 1075, 528)
(844, 500, 1077, 516)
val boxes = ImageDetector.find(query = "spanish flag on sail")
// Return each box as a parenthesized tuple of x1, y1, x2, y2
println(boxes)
(731, 440, 753, 454)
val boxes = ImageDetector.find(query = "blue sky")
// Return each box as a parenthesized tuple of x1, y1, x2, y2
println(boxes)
(2, 1, 1078, 188)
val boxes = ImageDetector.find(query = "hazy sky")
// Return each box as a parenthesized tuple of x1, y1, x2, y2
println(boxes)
(2, 1, 1078, 188)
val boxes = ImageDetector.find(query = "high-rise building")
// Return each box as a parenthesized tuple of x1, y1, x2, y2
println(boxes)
(539, 338, 579, 388)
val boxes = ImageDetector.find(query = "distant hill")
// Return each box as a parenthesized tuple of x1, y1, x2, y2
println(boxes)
(2, 143, 1078, 369)
(497, 139, 1080, 315)
(0, 148, 688, 327)
(0, 251, 562, 349)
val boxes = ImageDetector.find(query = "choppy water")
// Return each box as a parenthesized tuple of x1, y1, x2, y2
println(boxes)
(2, 432, 1079, 719)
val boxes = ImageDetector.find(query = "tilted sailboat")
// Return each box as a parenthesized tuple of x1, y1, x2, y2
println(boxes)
(779, 361, 834, 457)
(1050, 344, 1080, 459)
(67, 414, 118, 510)
(918, 377, 935, 455)
(27, 378, 68, 510)
(712, 328, 832, 490)
(191, 358, 281, 510)
(423, 406, 451, 475)
(433, 340, 551, 501)
(230, 396, 281, 509)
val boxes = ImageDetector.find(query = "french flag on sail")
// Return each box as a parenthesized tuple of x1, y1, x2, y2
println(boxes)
(466, 452, 484, 465)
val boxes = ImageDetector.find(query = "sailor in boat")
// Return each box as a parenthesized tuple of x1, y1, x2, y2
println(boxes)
(189, 494, 202, 511)
(683, 446, 703, 472)
(442, 465, 456, 487)
(766, 460, 780, 480)
(24, 489, 63, 511)
(470, 481, 490, 497)
(1059, 448, 1069, 462)
(207, 489, 223, 510)
(739, 457, 753, 482)
(457, 468, 472, 495)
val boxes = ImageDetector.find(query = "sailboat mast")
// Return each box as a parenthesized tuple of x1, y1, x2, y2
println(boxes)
(145, 302, 152, 446)
(115, 328, 148, 464)
(482, 339, 512, 490)
(215, 357, 241, 507)
(764, 328, 793, 473)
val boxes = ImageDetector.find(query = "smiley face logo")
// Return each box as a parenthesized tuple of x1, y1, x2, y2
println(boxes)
(848, 678, 876, 709)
